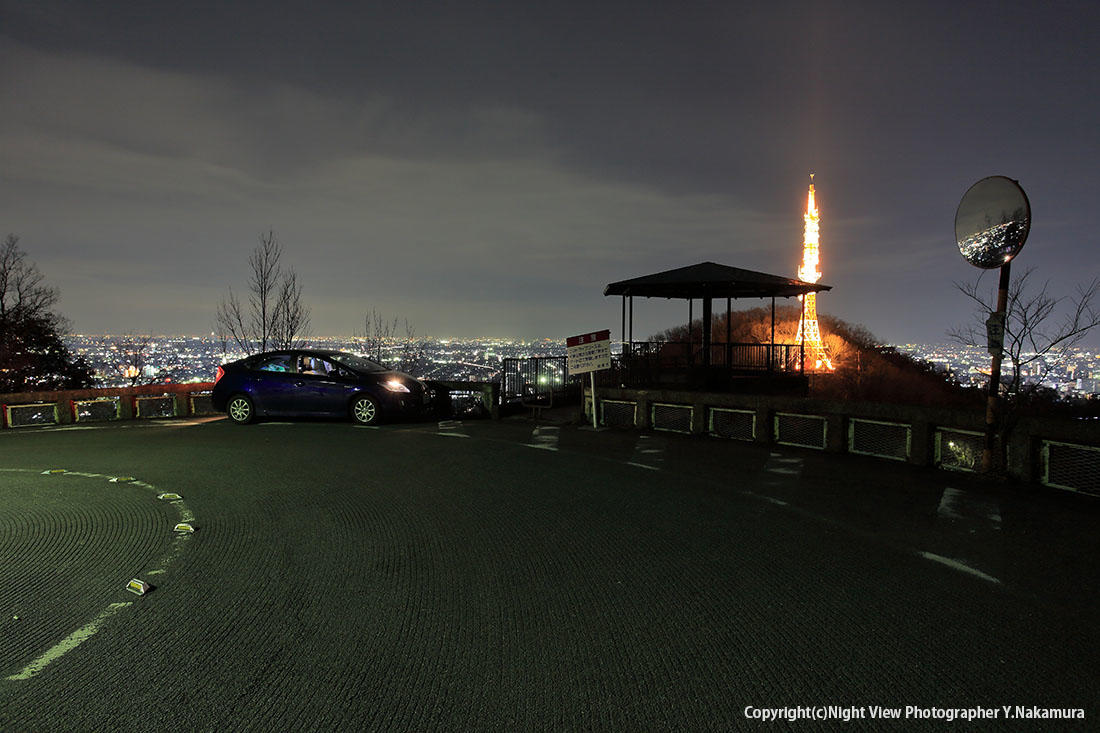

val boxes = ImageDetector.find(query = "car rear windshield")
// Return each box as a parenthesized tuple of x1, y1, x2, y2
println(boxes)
(329, 353, 388, 373)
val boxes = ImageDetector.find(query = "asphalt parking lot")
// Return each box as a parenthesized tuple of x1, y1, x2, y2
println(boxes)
(1, 414, 1097, 730)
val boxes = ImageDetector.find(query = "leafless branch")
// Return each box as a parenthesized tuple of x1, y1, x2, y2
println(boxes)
(216, 231, 310, 355)
(950, 266, 1100, 401)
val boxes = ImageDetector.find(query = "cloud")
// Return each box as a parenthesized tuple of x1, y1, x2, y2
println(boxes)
(0, 41, 784, 337)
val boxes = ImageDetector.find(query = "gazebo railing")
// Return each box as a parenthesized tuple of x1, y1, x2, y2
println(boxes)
(622, 341, 803, 372)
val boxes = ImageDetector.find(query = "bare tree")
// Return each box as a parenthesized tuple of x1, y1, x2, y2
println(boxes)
(950, 267, 1100, 472)
(354, 307, 425, 373)
(0, 234, 59, 330)
(216, 231, 310, 354)
(950, 267, 1100, 400)
(272, 270, 311, 350)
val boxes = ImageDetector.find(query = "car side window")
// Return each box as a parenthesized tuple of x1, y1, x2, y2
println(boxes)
(254, 354, 295, 372)
(298, 356, 337, 376)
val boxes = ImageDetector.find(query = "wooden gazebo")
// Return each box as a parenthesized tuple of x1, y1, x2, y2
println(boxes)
(603, 261, 831, 379)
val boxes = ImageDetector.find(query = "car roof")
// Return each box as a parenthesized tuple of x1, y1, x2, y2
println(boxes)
(250, 349, 353, 358)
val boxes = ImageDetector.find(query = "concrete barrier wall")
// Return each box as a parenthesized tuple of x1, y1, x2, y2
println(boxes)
(592, 385, 1100, 488)
(0, 383, 216, 428)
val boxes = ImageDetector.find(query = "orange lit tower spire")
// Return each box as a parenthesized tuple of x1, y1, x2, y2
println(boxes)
(795, 174, 834, 370)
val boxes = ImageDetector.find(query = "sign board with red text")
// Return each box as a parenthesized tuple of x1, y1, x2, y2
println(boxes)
(567, 330, 611, 376)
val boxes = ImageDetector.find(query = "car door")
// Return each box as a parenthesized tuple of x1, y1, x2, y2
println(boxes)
(247, 353, 301, 414)
(296, 355, 357, 415)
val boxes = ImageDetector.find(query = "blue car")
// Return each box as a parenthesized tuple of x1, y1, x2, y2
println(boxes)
(211, 350, 433, 425)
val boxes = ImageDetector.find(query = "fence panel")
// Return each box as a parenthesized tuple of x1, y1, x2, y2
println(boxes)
(709, 408, 755, 441)
(5, 403, 59, 428)
(600, 400, 637, 428)
(135, 395, 176, 419)
(774, 412, 827, 449)
(75, 397, 121, 422)
(189, 392, 217, 416)
(934, 428, 983, 472)
(1042, 440, 1100, 496)
(849, 418, 911, 461)
(651, 403, 693, 433)
(501, 357, 578, 403)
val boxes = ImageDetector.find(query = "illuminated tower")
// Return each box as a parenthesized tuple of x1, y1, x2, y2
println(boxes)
(795, 174, 834, 370)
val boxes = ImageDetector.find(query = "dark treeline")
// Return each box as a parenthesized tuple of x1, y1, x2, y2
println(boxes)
(0, 235, 94, 393)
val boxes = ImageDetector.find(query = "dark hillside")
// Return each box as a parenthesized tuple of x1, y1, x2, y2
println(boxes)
(653, 306, 982, 408)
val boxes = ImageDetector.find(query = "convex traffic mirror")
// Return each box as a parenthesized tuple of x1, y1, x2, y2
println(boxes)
(955, 176, 1031, 269)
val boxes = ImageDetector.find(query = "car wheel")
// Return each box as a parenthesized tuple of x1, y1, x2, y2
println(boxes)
(227, 394, 255, 425)
(351, 395, 380, 425)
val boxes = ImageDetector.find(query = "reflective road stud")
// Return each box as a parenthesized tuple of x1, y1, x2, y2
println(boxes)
(109, 476, 135, 483)
(126, 579, 152, 596)
(173, 523, 196, 534)
(157, 492, 182, 501)
(41, 469, 66, 474)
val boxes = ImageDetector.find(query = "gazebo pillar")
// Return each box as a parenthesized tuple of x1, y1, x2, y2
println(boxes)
(770, 296, 776, 372)
(621, 296, 627, 355)
(726, 297, 731, 368)
(702, 296, 712, 368)
(687, 299, 693, 367)
(628, 296, 633, 353)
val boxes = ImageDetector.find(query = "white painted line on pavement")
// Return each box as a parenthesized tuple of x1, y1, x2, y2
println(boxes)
(627, 461, 660, 471)
(919, 551, 1001, 584)
(4, 468, 198, 681)
(6, 602, 133, 681)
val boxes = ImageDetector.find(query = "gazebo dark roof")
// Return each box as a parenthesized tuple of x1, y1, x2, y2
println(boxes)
(603, 261, 830, 299)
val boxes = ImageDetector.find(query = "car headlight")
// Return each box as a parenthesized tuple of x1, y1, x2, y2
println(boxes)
(382, 379, 411, 393)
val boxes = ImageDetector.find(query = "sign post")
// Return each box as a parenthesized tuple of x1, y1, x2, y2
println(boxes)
(567, 330, 611, 430)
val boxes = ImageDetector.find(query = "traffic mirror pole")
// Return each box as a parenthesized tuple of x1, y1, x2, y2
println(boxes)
(982, 261, 1011, 474)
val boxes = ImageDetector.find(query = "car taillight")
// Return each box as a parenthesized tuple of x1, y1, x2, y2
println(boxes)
(215, 366, 224, 384)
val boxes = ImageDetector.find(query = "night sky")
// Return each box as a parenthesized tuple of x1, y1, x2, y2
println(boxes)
(2, 1, 1097, 344)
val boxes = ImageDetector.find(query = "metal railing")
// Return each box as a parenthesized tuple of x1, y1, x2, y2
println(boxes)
(621, 341, 804, 372)
(500, 357, 582, 405)
(602, 341, 807, 390)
